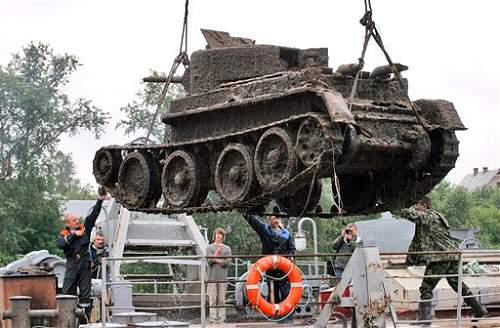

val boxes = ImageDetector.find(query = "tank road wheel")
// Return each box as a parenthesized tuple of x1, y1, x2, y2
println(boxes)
(162, 150, 208, 208)
(93, 149, 122, 186)
(296, 116, 343, 168)
(215, 143, 256, 205)
(254, 127, 296, 191)
(117, 151, 161, 208)
(277, 179, 322, 216)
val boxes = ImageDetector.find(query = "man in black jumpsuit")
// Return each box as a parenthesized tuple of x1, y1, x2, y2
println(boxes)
(242, 206, 296, 319)
(56, 188, 106, 319)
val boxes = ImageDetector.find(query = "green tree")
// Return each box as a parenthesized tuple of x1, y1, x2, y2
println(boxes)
(1, 42, 108, 178)
(0, 177, 61, 264)
(430, 182, 500, 249)
(0, 42, 108, 265)
(116, 70, 185, 143)
(48, 151, 95, 199)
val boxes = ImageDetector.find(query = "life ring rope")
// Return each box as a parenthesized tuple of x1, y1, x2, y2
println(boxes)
(246, 255, 305, 318)
(254, 258, 295, 281)
(248, 281, 313, 323)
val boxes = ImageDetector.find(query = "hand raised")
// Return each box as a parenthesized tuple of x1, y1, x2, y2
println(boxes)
(74, 228, 85, 237)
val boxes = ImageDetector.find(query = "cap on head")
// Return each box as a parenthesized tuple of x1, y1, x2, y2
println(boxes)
(418, 195, 432, 209)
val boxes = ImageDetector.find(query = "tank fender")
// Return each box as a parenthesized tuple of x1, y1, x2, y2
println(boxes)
(315, 91, 356, 124)
(414, 99, 466, 131)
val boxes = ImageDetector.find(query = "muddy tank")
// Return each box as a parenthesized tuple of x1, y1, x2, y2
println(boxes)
(93, 30, 465, 216)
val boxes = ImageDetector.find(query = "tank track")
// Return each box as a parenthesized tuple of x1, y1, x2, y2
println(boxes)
(375, 128, 460, 213)
(415, 129, 460, 195)
(97, 112, 344, 215)
(137, 161, 319, 215)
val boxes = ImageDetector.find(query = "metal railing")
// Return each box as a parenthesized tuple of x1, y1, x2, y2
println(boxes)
(98, 249, 500, 328)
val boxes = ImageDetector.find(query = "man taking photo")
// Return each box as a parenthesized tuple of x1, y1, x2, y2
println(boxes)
(331, 223, 363, 279)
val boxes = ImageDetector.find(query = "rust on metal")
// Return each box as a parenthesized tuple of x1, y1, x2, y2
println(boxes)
(0, 274, 57, 328)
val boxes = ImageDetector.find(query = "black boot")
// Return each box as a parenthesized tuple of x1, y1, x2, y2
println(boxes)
(414, 301, 432, 326)
(465, 296, 487, 318)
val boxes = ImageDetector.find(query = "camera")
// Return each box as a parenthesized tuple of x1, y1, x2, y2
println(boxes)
(98, 186, 107, 196)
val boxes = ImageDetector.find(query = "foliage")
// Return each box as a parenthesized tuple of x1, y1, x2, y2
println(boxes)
(1, 42, 108, 178)
(47, 151, 96, 200)
(194, 207, 261, 256)
(120, 262, 174, 294)
(0, 42, 108, 265)
(116, 70, 185, 143)
(430, 182, 500, 248)
(0, 176, 62, 264)
(194, 180, 379, 258)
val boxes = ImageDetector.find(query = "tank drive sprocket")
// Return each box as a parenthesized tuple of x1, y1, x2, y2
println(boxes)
(296, 115, 344, 169)
(93, 148, 122, 187)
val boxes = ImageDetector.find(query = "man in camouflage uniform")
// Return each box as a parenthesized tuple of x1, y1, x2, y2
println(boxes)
(396, 196, 487, 325)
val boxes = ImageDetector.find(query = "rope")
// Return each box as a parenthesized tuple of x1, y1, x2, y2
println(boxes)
(254, 261, 294, 282)
(251, 263, 313, 322)
(145, 0, 190, 144)
(299, 164, 319, 217)
(329, 139, 344, 215)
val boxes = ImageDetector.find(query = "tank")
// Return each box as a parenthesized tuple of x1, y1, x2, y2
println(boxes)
(93, 30, 465, 216)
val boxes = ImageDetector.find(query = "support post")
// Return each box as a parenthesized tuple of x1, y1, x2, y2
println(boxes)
(297, 217, 319, 277)
(200, 255, 206, 328)
(102, 257, 108, 327)
(56, 295, 79, 328)
(154, 279, 158, 294)
(456, 251, 463, 328)
(8, 296, 31, 328)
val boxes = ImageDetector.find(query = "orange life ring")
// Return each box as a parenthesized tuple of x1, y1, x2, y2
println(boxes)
(246, 255, 303, 317)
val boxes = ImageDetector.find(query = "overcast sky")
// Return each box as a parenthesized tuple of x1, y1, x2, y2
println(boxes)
(1, 0, 499, 187)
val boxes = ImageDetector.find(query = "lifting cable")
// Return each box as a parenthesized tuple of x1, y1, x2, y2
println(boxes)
(350, 0, 429, 130)
(145, 0, 190, 144)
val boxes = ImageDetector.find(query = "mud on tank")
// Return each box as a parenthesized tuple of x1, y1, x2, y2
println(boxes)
(93, 30, 465, 216)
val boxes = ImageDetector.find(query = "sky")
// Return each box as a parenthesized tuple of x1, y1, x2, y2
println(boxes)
(1, 0, 499, 187)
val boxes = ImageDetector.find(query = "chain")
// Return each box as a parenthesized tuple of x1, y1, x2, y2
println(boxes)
(349, 0, 430, 131)
(145, 0, 190, 144)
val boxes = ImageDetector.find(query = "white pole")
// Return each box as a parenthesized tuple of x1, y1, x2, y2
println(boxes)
(456, 251, 463, 328)
(200, 256, 206, 328)
(297, 217, 319, 276)
(101, 257, 107, 328)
